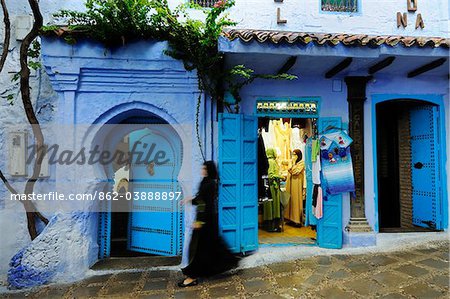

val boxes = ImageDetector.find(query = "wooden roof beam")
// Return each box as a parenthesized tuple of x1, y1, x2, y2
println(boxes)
(368, 56, 396, 75)
(407, 58, 447, 78)
(325, 58, 353, 79)
(277, 56, 297, 74)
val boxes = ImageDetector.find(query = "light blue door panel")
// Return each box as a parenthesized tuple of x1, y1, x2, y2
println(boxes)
(241, 115, 258, 253)
(218, 114, 258, 254)
(218, 114, 241, 253)
(128, 127, 182, 256)
(318, 194, 343, 248)
(317, 117, 343, 249)
(410, 105, 442, 230)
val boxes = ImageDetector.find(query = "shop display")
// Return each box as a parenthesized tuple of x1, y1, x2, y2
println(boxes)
(284, 149, 305, 225)
(256, 114, 354, 248)
(263, 148, 282, 232)
(319, 130, 355, 194)
(259, 118, 313, 235)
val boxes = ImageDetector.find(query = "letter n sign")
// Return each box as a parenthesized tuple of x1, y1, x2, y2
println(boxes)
(397, 12, 407, 28)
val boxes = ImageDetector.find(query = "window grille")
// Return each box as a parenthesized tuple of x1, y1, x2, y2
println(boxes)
(190, 0, 216, 8)
(321, 0, 358, 13)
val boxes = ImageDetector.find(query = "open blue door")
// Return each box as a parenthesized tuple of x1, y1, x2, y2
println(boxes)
(218, 113, 258, 254)
(128, 127, 182, 256)
(241, 115, 258, 253)
(410, 105, 442, 230)
(317, 117, 343, 249)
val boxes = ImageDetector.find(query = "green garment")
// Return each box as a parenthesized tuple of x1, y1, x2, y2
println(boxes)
(311, 139, 320, 162)
(263, 148, 281, 220)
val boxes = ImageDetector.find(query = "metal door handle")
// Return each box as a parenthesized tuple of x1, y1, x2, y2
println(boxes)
(414, 162, 423, 169)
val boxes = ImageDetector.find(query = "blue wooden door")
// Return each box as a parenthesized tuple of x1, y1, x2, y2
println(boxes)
(240, 115, 258, 253)
(317, 117, 343, 249)
(410, 105, 442, 230)
(218, 113, 258, 254)
(128, 127, 183, 255)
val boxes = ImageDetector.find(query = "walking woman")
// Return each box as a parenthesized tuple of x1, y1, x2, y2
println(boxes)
(178, 161, 240, 287)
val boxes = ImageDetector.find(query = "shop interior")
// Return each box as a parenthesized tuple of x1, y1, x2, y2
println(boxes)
(257, 117, 318, 245)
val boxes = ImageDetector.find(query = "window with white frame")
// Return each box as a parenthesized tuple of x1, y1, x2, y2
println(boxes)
(321, 0, 358, 13)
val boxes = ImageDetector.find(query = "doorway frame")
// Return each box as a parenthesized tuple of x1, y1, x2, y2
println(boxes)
(253, 96, 321, 247)
(371, 94, 448, 232)
(86, 103, 188, 259)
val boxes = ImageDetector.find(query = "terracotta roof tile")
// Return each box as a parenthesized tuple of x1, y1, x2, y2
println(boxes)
(42, 26, 450, 49)
(224, 29, 450, 48)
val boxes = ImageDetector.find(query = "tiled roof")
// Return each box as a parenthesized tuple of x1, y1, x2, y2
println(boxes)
(224, 29, 450, 48)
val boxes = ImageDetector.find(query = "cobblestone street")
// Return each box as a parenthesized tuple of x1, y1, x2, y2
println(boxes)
(3, 240, 449, 299)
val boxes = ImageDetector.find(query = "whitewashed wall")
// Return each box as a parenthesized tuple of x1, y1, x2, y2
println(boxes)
(0, 0, 87, 278)
(229, 0, 450, 37)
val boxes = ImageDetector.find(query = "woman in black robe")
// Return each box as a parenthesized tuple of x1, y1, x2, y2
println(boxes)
(178, 161, 240, 287)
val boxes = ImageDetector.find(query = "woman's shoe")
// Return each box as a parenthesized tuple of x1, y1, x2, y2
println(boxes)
(178, 279, 198, 287)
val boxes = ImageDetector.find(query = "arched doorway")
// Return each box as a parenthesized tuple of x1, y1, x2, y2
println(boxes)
(95, 109, 183, 258)
(375, 99, 443, 232)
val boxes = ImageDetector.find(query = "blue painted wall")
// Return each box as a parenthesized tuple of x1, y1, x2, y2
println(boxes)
(227, 55, 449, 242)
(4, 38, 210, 288)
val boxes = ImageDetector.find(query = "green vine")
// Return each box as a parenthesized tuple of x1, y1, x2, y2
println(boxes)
(42, 0, 297, 160)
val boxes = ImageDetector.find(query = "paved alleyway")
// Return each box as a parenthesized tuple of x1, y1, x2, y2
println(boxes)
(3, 240, 449, 299)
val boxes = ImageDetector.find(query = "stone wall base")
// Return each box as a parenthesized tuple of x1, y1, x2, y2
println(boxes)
(343, 232, 377, 247)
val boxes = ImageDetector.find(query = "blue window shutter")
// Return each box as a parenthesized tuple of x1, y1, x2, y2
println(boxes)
(127, 128, 181, 256)
(410, 105, 442, 230)
(240, 115, 258, 253)
(218, 113, 242, 252)
(317, 117, 343, 249)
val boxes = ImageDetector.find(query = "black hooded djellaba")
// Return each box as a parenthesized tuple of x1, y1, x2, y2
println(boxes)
(182, 162, 240, 278)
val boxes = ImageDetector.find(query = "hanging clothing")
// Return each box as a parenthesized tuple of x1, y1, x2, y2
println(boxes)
(291, 127, 303, 150)
(304, 138, 317, 227)
(312, 149, 321, 185)
(284, 160, 305, 225)
(258, 134, 269, 199)
(315, 186, 323, 219)
(261, 128, 273, 150)
(311, 139, 320, 162)
(312, 184, 319, 208)
(182, 177, 240, 278)
(273, 119, 292, 164)
(291, 127, 307, 189)
(263, 148, 281, 221)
